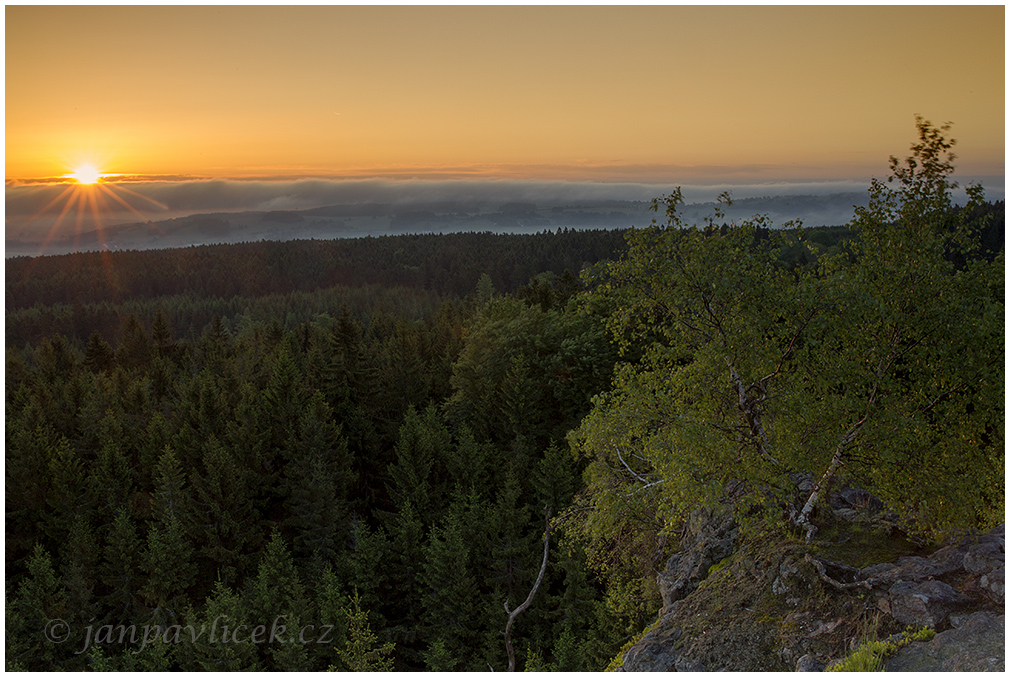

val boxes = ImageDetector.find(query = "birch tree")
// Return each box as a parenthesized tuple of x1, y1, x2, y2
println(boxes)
(571, 118, 1003, 550)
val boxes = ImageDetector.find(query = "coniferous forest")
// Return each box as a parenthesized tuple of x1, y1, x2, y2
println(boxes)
(5, 122, 1005, 671)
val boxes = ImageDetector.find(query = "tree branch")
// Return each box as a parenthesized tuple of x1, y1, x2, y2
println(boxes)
(727, 359, 781, 467)
(611, 442, 654, 485)
(504, 506, 551, 672)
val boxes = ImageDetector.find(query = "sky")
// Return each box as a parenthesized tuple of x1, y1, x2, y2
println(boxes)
(4, 4, 1005, 238)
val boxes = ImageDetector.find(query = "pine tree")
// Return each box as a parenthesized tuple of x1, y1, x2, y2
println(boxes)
(330, 589, 395, 671)
(312, 565, 351, 670)
(416, 512, 478, 664)
(141, 513, 196, 616)
(532, 442, 580, 516)
(281, 393, 354, 561)
(363, 511, 415, 660)
(6, 420, 58, 554)
(151, 446, 190, 525)
(8, 544, 70, 670)
(189, 435, 261, 585)
(83, 331, 115, 373)
(98, 509, 143, 624)
(150, 307, 173, 357)
(86, 412, 135, 526)
(181, 580, 260, 671)
(385, 405, 451, 527)
(245, 531, 312, 671)
(116, 314, 151, 371)
(44, 431, 87, 542)
(60, 514, 101, 640)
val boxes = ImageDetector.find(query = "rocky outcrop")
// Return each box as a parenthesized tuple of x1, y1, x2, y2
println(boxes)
(656, 504, 739, 614)
(883, 611, 1005, 671)
(614, 494, 1004, 673)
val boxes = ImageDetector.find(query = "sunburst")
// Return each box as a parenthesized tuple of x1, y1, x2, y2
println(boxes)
(26, 163, 169, 257)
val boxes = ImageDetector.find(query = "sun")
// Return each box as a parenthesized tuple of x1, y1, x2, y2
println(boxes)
(68, 163, 103, 185)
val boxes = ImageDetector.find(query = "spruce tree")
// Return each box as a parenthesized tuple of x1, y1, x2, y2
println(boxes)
(98, 509, 143, 624)
(8, 544, 69, 670)
(417, 512, 478, 666)
(244, 531, 312, 670)
(83, 331, 115, 373)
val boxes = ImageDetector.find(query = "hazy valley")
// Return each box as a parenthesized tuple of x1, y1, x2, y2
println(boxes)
(6, 192, 870, 257)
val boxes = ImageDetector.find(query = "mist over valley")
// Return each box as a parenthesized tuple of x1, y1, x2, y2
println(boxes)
(6, 181, 883, 257)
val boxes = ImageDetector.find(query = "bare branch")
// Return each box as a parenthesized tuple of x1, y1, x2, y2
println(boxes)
(504, 506, 552, 672)
(611, 442, 653, 485)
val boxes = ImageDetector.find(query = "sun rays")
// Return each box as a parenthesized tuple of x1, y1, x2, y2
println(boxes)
(25, 167, 170, 257)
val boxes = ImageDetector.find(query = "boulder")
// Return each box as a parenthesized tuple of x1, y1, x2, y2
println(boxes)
(982, 522, 1005, 545)
(883, 611, 1004, 671)
(618, 624, 707, 672)
(964, 541, 1005, 575)
(888, 580, 972, 628)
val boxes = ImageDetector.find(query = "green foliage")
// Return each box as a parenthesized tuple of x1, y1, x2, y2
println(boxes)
(386, 404, 453, 526)
(523, 642, 552, 671)
(281, 392, 355, 560)
(421, 636, 459, 671)
(7, 544, 69, 670)
(447, 294, 617, 450)
(827, 626, 937, 672)
(417, 511, 479, 661)
(181, 579, 261, 671)
(99, 510, 143, 623)
(245, 531, 312, 670)
(330, 589, 395, 671)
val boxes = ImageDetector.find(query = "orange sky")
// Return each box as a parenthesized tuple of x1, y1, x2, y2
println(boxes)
(5, 5, 1005, 183)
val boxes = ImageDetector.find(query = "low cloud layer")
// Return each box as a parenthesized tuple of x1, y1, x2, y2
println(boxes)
(6, 175, 1003, 240)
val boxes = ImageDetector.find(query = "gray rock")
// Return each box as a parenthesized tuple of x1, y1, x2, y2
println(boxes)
(620, 641, 680, 672)
(828, 486, 883, 514)
(964, 541, 1005, 575)
(831, 507, 861, 522)
(982, 522, 1005, 544)
(861, 562, 900, 580)
(889, 580, 972, 628)
(795, 653, 825, 671)
(620, 624, 706, 672)
(657, 505, 738, 613)
(979, 568, 1004, 605)
(884, 611, 1004, 671)
(791, 472, 814, 495)
(675, 655, 706, 672)
(773, 557, 804, 596)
